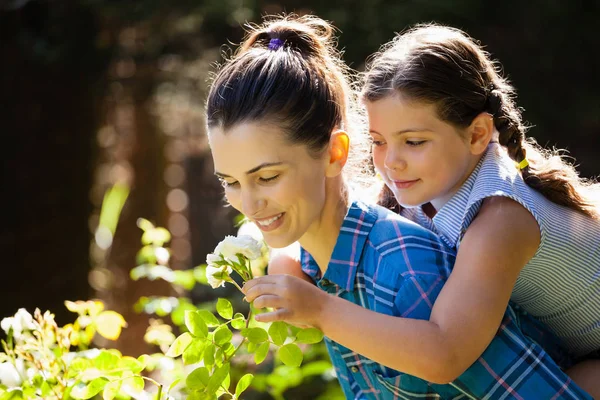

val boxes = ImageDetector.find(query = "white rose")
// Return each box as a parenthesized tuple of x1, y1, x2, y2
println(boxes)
(1, 308, 35, 339)
(205, 253, 222, 266)
(0, 361, 22, 388)
(205, 264, 232, 289)
(214, 235, 262, 261)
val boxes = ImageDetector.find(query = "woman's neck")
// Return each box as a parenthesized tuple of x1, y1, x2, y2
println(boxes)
(298, 177, 349, 276)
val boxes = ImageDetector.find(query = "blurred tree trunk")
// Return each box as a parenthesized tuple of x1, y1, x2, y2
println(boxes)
(0, 1, 102, 327)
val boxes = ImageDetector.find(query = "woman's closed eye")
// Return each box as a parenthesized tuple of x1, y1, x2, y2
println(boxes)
(406, 139, 427, 147)
(219, 178, 239, 188)
(259, 175, 280, 184)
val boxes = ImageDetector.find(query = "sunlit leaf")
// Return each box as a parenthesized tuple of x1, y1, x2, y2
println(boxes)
(203, 343, 215, 367)
(301, 360, 334, 377)
(186, 366, 210, 390)
(277, 343, 303, 367)
(235, 373, 254, 398)
(254, 342, 270, 365)
(216, 299, 233, 320)
(185, 310, 208, 338)
(94, 351, 120, 371)
(213, 326, 232, 346)
(197, 309, 220, 327)
(95, 311, 127, 341)
(296, 327, 324, 344)
(206, 363, 230, 394)
(118, 356, 144, 374)
(241, 327, 268, 344)
(102, 380, 120, 400)
(70, 378, 108, 399)
(231, 313, 246, 330)
(165, 332, 193, 357)
(183, 338, 208, 365)
(268, 321, 287, 346)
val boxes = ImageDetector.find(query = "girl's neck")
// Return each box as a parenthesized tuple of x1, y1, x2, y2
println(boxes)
(299, 177, 349, 276)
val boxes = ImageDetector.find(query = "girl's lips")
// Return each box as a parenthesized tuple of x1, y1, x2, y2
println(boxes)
(392, 179, 419, 189)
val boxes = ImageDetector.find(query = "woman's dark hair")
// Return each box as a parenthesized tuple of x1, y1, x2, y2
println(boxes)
(363, 23, 599, 218)
(206, 14, 372, 188)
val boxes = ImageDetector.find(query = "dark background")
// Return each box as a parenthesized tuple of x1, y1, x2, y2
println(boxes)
(1, 0, 598, 355)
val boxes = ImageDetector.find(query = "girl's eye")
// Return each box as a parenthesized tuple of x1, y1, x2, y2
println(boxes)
(259, 175, 280, 183)
(370, 138, 386, 147)
(406, 140, 426, 147)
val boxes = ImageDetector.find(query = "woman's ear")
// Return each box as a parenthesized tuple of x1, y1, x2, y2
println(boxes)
(468, 112, 495, 155)
(326, 130, 349, 177)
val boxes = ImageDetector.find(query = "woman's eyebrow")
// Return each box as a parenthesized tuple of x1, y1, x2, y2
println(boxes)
(369, 128, 431, 136)
(215, 162, 284, 178)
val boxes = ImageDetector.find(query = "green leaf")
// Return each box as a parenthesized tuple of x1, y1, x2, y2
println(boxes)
(231, 313, 246, 329)
(183, 338, 208, 365)
(186, 366, 210, 390)
(296, 327, 324, 344)
(247, 342, 257, 353)
(254, 342, 270, 365)
(241, 327, 268, 344)
(301, 360, 334, 377)
(165, 332, 193, 357)
(70, 378, 108, 399)
(173, 270, 196, 290)
(185, 310, 208, 338)
(197, 309, 220, 327)
(268, 321, 288, 346)
(277, 343, 303, 367)
(235, 373, 254, 398)
(102, 380, 120, 400)
(94, 351, 120, 371)
(206, 363, 230, 394)
(203, 343, 216, 366)
(118, 356, 144, 374)
(216, 298, 233, 319)
(213, 326, 233, 346)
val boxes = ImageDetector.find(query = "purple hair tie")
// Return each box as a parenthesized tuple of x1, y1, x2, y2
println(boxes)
(268, 38, 284, 50)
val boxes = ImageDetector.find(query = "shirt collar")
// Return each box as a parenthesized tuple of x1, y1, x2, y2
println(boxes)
(432, 146, 488, 248)
(300, 200, 377, 292)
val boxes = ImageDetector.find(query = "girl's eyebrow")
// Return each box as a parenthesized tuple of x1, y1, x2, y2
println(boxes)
(215, 162, 284, 178)
(369, 128, 432, 136)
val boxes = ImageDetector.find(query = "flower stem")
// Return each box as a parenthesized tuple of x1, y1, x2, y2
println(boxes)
(229, 279, 245, 294)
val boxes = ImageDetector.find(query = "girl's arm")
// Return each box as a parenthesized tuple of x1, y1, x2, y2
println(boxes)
(251, 196, 540, 383)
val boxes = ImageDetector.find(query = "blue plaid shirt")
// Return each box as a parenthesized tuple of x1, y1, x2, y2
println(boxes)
(301, 200, 590, 400)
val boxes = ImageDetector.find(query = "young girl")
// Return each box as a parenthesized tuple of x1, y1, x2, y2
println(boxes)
(272, 22, 600, 395)
(207, 14, 591, 399)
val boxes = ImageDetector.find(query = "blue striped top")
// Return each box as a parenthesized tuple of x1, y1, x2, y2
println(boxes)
(401, 142, 600, 357)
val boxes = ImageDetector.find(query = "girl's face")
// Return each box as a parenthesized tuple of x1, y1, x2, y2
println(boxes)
(366, 95, 477, 211)
(208, 121, 330, 248)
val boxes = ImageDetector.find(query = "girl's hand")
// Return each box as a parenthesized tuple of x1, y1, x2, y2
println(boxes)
(242, 275, 328, 327)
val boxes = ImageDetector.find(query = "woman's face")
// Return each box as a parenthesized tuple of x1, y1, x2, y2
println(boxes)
(366, 95, 475, 210)
(209, 121, 330, 248)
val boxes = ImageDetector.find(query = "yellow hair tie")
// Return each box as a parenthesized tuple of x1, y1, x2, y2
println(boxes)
(516, 158, 529, 170)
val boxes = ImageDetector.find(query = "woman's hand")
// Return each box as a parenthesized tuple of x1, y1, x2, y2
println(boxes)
(242, 275, 328, 328)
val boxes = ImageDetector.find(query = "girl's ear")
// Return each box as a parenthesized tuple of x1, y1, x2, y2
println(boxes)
(326, 130, 349, 177)
(468, 112, 495, 155)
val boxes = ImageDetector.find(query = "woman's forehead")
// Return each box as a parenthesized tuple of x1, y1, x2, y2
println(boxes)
(208, 122, 312, 176)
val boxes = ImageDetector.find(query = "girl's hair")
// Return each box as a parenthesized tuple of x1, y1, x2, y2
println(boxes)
(206, 14, 373, 191)
(362, 23, 599, 218)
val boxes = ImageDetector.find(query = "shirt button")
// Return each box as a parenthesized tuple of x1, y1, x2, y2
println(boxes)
(350, 366, 359, 373)
(321, 279, 331, 286)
